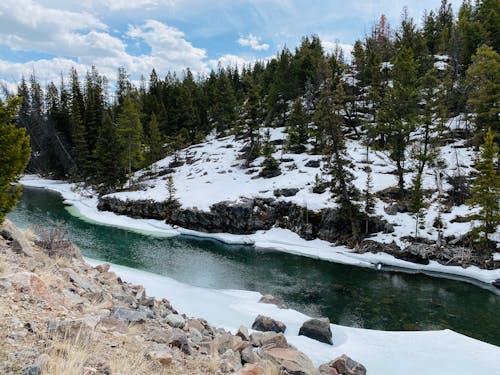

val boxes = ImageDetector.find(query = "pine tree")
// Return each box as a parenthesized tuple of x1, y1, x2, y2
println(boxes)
(164, 174, 180, 214)
(363, 167, 375, 235)
(0, 97, 31, 223)
(286, 98, 309, 153)
(410, 173, 426, 239)
(465, 45, 500, 146)
(70, 69, 90, 178)
(468, 128, 500, 254)
(239, 75, 262, 165)
(94, 113, 126, 193)
(260, 130, 281, 178)
(147, 113, 162, 166)
(117, 96, 144, 177)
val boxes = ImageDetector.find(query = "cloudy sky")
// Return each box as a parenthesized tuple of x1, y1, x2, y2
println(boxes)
(0, 0, 463, 89)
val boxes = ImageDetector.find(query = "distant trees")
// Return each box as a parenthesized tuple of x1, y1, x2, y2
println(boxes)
(0, 97, 31, 223)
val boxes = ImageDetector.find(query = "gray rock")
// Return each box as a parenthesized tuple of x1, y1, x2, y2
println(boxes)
(261, 347, 319, 375)
(305, 160, 320, 168)
(167, 328, 191, 355)
(112, 306, 150, 323)
(384, 203, 399, 215)
(61, 268, 100, 294)
(260, 332, 288, 349)
(236, 325, 250, 341)
(273, 188, 300, 197)
(165, 313, 185, 328)
(493, 279, 500, 289)
(251, 315, 286, 334)
(24, 366, 41, 375)
(250, 332, 263, 347)
(321, 354, 366, 375)
(298, 318, 333, 345)
(220, 349, 242, 373)
(241, 346, 260, 364)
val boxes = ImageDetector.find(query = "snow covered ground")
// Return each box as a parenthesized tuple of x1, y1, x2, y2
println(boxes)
(20, 174, 500, 285)
(83, 258, 500, 375)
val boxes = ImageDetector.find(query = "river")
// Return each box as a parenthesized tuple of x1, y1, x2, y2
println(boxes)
(8, 186, 500, 346)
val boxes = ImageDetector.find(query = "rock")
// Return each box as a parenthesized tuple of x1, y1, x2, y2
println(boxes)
(95, 263, 110, 273)
(250, 332, 263, 347)
(493, 279, 500, 289)
(322, 355, 366, 375)
(251, 315, 286, 333)
(166, 328, 191, 355)
(305, 160, 320, 168)
(260, 332, 288, 349)
(298, 318, 333, 345)
(165, 313, 185, 328)
(112, 306, 151, 323)
(146, 346, 173, 365)
(3, 272, 50, 301)
(261, 347, 319, 375)
(384, 222, 395, 233)
(98, 317, 128, 334)
(241, 347, 260, 364)
(273, 188, 300, 197)
(258, 294, 288, 309)
(24, 366, 41, 375)
(220, 349, 242, 373)
(1, 220, 36, 257)
(237, 363, 265, 375)
(236, 325, 250, 341)
(384, 203, 399, 215)
(48, 316, 99, 341)
(61, 268, 101, 294)
(318, 364, 339, 375)
(214, 332, 235, 354)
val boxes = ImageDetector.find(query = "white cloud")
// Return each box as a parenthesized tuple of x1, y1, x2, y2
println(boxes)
(127, 20, 208, 74)
(100, 0, 159, 11)
(322, 40, 354, 61)
(237, 33, 269, 51)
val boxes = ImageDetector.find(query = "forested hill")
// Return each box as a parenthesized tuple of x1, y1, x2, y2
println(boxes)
(13, 0, 500, 255)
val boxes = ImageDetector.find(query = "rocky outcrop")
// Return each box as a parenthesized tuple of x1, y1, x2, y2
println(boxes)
(258, 294, 288, 309)
(98, 196, 388, 243)
(251, 315, 286, 333)
(299, 318, 333, 345)
(319, 355, 366, 375)
(261, 347, 320, 375)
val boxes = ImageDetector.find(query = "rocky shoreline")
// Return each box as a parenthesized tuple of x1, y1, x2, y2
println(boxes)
(0, 219, 366, 375)
(97, 195, 500, 278)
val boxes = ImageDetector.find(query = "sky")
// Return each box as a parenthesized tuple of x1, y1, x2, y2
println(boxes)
(0, 0, 464, 91)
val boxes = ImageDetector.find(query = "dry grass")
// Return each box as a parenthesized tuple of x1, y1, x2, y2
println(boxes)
(35, 267, 65, 291)
(42, 336, 92, 375)
(110, 350, 170, 375)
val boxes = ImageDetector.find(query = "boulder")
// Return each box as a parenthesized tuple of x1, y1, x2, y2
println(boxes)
(237, 363, 265, 375)
(61, 268, 101, 294)
(384, 203, 399, 215)
(1, 220, 36, 257)
(3, 272, 50, 301)
(236, 325, 250, 341)
(145, 345, 173, 365)
(261, 347, 319, 375)
(493, 279, 500, 289)
(298, 318, 333, 345)
(112, 306, 151, 323)
(305, 160, 320, 168)
(166, 328, 191, 355)
(320, 355, 366, 375)
(47, 316, 100, 341)
(251, 315, 286, 333)
(260, 332, 288, 349)
(273, 188, 300, 197)
(165, 313, 185, 328)
(258, 294, 288, 309)
(220, 349, 243, 373)
(241, 347, 260, 364)
(94, 263, 110, 273)
(318, 364, 339, 375)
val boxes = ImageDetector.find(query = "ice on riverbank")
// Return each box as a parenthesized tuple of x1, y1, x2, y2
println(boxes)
(20, 175, 500, 285)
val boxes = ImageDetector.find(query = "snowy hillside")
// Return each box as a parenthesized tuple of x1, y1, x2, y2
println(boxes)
(108, 116, 483, 250)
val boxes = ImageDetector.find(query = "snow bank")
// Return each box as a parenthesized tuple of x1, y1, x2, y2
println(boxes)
(20, 175, 500, 285)
(84, 258, 500, 375)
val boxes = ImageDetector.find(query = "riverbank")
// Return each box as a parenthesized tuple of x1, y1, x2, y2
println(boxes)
(20, 175, 500, 288)
(2, 219, 500, 374)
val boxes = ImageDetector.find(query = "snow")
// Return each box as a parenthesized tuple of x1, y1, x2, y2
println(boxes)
(84, 258, 500, 375)
(434, 60, 448, 70)
(21, 174, 500, 286)
(494, 253, 500, 262)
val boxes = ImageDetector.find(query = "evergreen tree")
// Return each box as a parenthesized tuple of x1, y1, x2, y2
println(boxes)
(363, 167, 375, 235)
(317, 81, 360, 239)
(286, 98, 309, 153)
(465, 45, 500, 146)
(94, 113, 126, 193)
(117, 96, 144, 177)
(377, 46, 419, 197)
(410, 173, 426, 239)
(260, 130, 281, 178)
(468, 128, 500, 254)
(0, 97, 31, 223)
(147, 113, 163, 165)
(239, 75, 262, 164)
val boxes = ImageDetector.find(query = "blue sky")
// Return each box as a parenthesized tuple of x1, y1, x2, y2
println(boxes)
(0, 0, 463, 90)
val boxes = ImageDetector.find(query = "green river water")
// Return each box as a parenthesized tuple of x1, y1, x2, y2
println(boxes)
(8, 186, 500, 346)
